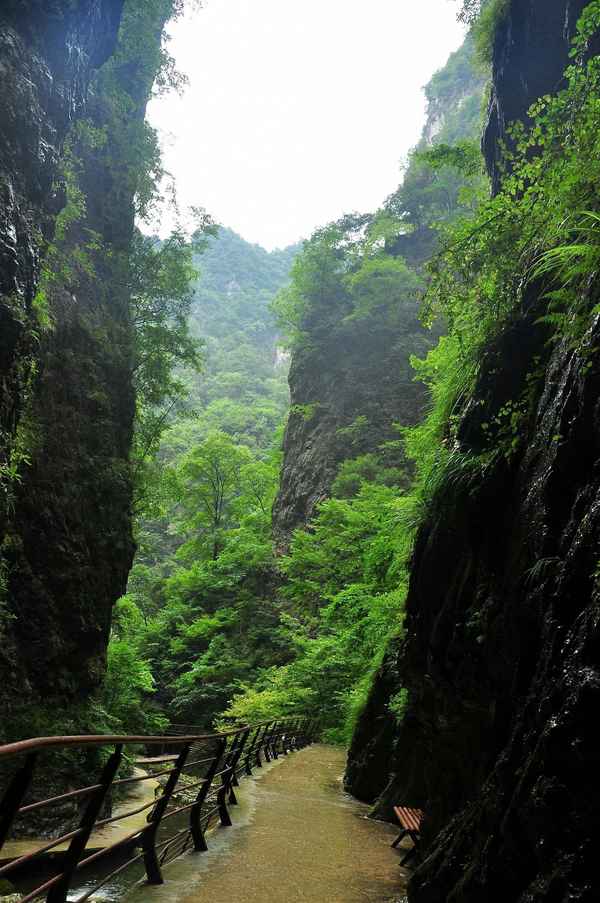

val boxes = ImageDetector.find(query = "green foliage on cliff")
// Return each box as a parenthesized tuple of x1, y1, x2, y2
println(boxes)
(273, 214, 424, 353)
(2, 0, 202, 502)
(409, 0, 600, 503)
(279, 1, 600, 747)
(0, 0, 210, 731)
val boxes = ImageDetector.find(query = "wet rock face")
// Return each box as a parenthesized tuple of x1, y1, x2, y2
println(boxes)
(344, 639, 405, 804)
(0, 1, 128, 710)
(272, 306, 430, 548)
(347, 1, 600, 900)
(404, 309, 600, 902)
(483, 0, 594, 192)
(0, 1, 124, 453)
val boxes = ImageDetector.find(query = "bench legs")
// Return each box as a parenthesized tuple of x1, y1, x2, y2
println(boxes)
(400, 835, 419, 866)
(392, 829, 420, 865)
(391, 829, 408, 849)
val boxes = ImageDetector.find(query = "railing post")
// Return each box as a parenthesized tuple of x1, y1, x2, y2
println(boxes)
(300, 718, 310, 746)
(216, 735, 236, 827)
(286, 719, 299, 753)
(275, 720, 285, 756)
(226, 728, 249, 804)
(305, 718, 316, 744)
(0, 752, 37, 855)
(272, 720, 284, 759)
(225, 732, 242, 792)
(266, 721, 280, 760)
(262, 721, 275, 762)
(284, 720, 294, 752)
(254, 722, 270, 768)
(142, 742, 192, 885)
(297, 718, 307, 746)
(216, 782, 233, 827)
(281, 720, 290, 756)
(278, 721, 287, 755)
(216, 728, 249, 825)
(190, 738, 226, 852)
(46, 744, 123, 903)
(243, 726, 261, 776)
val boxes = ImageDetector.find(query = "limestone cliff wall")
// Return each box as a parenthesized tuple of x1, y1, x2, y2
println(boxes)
(346, 2, 600, 901)
(0, 1, 123, 467)
(272, 303, 430, 549)
(0, 1, 165, 719)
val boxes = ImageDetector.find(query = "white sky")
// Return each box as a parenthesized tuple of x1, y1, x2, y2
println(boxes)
(148, 0, 466, 250)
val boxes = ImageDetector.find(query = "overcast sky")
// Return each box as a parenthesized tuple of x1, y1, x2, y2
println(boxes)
(147, 0, 466, 250)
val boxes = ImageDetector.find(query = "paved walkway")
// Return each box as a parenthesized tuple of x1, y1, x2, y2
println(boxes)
(128, 744, 410, 903)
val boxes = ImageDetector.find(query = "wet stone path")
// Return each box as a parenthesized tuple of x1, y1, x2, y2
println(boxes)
(127, 744, 409, 903)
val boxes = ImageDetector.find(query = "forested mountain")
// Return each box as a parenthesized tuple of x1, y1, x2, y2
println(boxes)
(184, 228, 296, 444)
(107, 33, 477, 745)
(107, 228, 298, 730)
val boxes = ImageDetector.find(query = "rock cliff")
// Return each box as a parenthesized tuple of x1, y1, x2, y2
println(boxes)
(0, 1, 123, 471)
(272, 39, 483, 548)
(0, 1, 167, 721)
(272, 303, 431, 548)
(347, 2, 600, 901)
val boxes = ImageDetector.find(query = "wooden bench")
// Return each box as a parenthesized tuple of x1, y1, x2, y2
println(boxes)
(391, 806, 424, 866)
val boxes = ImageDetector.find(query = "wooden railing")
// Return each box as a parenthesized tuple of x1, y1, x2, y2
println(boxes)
(0, 717, 318, 902)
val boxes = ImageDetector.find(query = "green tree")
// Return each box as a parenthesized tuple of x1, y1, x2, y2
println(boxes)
(177, 431, 253, 561)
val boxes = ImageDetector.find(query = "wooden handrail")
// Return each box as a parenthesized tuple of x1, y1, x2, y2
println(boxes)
(0, 717, 319, 902)
(0, 727, 246, 759)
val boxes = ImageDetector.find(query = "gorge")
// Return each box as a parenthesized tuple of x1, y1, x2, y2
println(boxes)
(1, 1, 600, 901)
